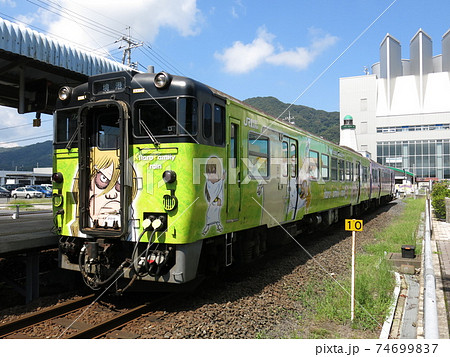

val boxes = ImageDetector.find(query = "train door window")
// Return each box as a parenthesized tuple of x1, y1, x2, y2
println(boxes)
(372, 169, 378, 183)
(96, 107, 120, 150)
(355, 162, 360, 181)
(290, 143, 297, 178)
(248, 133, 269, 179)
(339, 160, 345, 181)
(362, 166, 368, 182)
(345, 161, 351, 181)
(203, 103, 212, 139)
(350, 163, 354, 181)
(55, 109, 78, 143)
(214, 105, 225, 145)
(282, 141, 288, 177)
(321, 154, 329, 180)
(230, 123, 238, 168)
(331, 157, 338, 180)
(308, 150, 319, 180)
(178, 98, 198, 135)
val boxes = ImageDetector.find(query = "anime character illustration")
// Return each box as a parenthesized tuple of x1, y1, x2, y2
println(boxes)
(202, 156, 226, 235)
(89, 150, 122, 229)
(70, 148, 137, 236)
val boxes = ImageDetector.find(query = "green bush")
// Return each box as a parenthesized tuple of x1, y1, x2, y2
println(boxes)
(431, 181, 450, 219)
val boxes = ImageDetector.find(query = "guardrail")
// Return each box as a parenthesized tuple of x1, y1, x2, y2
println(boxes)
(423, 194, 439, 339)
(0, 201, 52, 217)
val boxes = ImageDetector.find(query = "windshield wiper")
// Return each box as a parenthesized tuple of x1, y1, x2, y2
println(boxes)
(139, 119, 160, 146)
(66, 125, 79, 150)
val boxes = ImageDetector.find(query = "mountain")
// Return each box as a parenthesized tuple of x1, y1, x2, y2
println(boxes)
(0, 140, 52, 171)
(244, 96, 340, 144)
(0, 98, 340, 170)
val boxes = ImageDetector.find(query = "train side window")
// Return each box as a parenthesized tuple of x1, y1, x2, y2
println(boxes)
(248, 133, 269, 179)
(308, 150, 319, 180)
(55, 109, 78, 143)
(282, 141, 288, 177)
(339, 159, 345, 181)
(321, 154, 329, 180)
(203, 103, 212, 139)
(178, 98, 198, 135)
(331, 157, 338, 180)
(214, 105, 225, 145)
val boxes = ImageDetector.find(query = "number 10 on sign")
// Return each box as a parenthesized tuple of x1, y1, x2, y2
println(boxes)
(345, 219, 363, 231)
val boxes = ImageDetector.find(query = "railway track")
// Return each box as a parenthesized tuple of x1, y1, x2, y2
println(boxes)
(0, 293, 171, 339)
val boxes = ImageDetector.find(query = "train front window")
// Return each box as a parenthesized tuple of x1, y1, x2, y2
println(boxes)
(135, 98, 197, 137)
(55, 109, 78, 143)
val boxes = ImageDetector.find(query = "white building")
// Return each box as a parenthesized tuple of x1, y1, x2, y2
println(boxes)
(340, 29, 450, 180)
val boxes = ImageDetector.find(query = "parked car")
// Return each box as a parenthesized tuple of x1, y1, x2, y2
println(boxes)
(1, 183, 21, 191)
(0, 186, 11, 198)
(26, 185, 52, 197)
(11, 187, 43, 199)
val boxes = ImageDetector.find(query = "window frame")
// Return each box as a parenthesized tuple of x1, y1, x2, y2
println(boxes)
(248, 132, 270, 179)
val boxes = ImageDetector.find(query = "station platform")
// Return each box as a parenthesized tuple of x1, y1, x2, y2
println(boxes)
(0, 209, 58, 303)
(432, 217, 450, 338)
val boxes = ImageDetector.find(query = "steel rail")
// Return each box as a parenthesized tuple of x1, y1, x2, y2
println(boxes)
(67, 303, 153, 339)
(0, 294, 96, 338)
(67, 293, 174, 339)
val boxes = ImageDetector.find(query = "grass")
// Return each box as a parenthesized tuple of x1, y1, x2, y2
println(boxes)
(295, 197, 425, 335)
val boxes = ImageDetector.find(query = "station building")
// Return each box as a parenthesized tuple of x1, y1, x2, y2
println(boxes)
(340, 29, 450, 181)
(0, 167, 51, 187)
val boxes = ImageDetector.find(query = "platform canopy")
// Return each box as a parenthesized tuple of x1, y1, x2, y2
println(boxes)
(0, 16, 130, 115)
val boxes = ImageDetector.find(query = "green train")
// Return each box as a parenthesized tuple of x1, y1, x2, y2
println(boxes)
(52, 70, 395, 291)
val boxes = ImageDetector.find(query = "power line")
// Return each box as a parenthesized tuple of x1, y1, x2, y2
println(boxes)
(0, 119, 52, 131)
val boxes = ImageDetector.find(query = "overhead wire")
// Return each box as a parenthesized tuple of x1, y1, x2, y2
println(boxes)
(0, 119, 52, 131)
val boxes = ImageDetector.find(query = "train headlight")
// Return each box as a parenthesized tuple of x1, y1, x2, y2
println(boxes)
(154, 72, 172, 89)
(58, 86, 72, 101)
(162, 170, 177, 183)
(52, 172, 64, 183)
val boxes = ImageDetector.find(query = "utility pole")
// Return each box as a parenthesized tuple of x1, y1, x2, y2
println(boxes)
(117, 27, 143, 69)
(284, 111, 295, 125)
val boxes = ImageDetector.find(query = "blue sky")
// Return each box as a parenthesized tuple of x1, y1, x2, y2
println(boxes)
(1, 0, 450, 147)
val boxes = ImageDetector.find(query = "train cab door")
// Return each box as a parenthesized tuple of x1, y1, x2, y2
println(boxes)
(78, 100, 131, 237)
(226, 119, 241, 221)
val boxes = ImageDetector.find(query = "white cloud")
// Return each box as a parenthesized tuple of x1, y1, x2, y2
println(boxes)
(215, 26, 338, 74)
(30, 0, 203, 51)
(214, 27, 275, 74)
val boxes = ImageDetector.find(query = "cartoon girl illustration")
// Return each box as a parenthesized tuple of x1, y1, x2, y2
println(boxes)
(202, 156, 225, 235)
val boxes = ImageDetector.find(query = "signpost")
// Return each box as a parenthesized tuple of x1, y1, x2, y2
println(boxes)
(345, 219, 363, 321)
